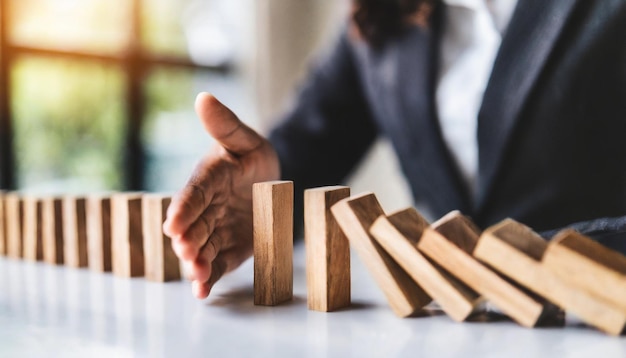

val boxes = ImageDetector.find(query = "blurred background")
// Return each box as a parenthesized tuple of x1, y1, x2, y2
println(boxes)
(0, 0, 412, 212)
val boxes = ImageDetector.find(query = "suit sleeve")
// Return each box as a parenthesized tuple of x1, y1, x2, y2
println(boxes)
(540, 217, 626, 254)
(268, 30, 379, 232)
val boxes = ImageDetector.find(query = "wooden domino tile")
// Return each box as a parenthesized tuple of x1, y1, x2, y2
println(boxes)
(542, 229, 626, 314)
(305, 186, 351, 312)
(42, 196, 64, 265)
(22, 196, 44, 262)
(0, 191, 6, 256)
(254, 181, 294, 306)
(370, 208, 483, 322)
(62, 196, 89, 268)
(417, 211, 547, 328)
(5, 193, 24, 259)
(86, 195, 112, 272)
(111, 193, 145, 278)
(475, 219, 626, 335)
(142, 194, 180, 282)
(331, 192, 431, 317)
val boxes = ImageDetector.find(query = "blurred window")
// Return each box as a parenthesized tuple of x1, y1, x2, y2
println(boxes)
(0, 0, 251, 193)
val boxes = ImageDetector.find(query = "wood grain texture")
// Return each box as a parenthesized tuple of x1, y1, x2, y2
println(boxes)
(543, 229, 626, 314)
(5, 193, 24, 259)
(418, 211, 546, 328)
(63, 196, 88, 268)
(22, 196, 44, 261)
(305, 186, 351, 312)
(111, 193, 145, 278)
(370, 208, 482, 322)
(475, 219, 626, 335)
(42, 197, 64, 265)
(254, 181, 294, 306)
(331, 193, 431, 317)
(86, 195, 112, 272)
(0, 191, 6, 256)
(142, 194, 180, 282)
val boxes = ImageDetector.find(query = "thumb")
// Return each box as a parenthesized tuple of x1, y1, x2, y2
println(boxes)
(195, 92, 263, 156)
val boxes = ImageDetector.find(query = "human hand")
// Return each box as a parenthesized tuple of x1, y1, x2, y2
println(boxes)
(163, 93, 280, 298)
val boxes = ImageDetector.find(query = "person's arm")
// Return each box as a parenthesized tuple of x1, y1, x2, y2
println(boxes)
(270, 30, 379, 230)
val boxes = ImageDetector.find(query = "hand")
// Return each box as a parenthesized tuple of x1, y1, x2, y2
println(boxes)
(163, 93, 280, 298)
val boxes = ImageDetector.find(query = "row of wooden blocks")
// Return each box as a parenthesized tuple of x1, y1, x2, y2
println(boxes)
(0, 191, 181, 282)
(254, 182, 626, 336)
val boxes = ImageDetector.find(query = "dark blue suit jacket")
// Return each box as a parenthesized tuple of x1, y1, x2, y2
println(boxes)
(269, 0, 626, 252)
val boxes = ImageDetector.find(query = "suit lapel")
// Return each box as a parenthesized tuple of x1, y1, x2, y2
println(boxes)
(475, 0, 579, 212)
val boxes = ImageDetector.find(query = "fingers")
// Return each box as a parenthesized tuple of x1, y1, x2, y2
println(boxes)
(170, 204, 225, 261)
(192, 249, 251, 299)
(163, 156, 231, 239)
(195, 92, 264, 156)
(190, 231, 228, 283)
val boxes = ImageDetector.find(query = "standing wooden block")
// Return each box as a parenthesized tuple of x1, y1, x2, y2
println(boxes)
(253, 181, 294, 306)
(475, 219, 626, 335)
(331, 193, 431, 317)
(0, 192, 6, 256)
(42, 197, 64, 265)
(5, 193, 24, 259)
(370, 208, 482, 322)
(418, 211, 547, 328)
(63, 196, 88, 268)
(22, 196, 44, 261)
(142, 194, 180, 282)
(86, 195, 112, 272)
(111, 193, 145, 277)
(543, 230, 626, 313)
(305, 186, 351, 312)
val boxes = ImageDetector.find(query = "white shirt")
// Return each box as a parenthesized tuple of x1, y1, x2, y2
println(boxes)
(436, 0, 517, 197)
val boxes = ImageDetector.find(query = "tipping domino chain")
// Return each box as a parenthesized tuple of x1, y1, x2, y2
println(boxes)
(1, 182, 626, 336)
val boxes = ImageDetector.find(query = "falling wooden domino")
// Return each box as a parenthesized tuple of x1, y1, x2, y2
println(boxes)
(254, 181, 294, 306)
(111, 193, 145, 277)
(305, 186, 351, 312)
(370, 208, 483, 322)
(22, 196, 44, 262)
(331, 193, 431, 317)
(418, 211, 549, 328)
(42, 196, 64, 265)
(0, 191, 6, 256)
(5, 193, 24, 259)
(475, 219, 626, 335)
(142, 194, 180, 282)
(86, 195, 112, 272)
(543, 230, 626, 314)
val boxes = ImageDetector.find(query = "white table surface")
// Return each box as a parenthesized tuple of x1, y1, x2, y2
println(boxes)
(1, 243, 625, 358)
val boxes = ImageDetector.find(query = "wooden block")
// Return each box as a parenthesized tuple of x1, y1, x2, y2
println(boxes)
(86, 195, 112, 272)
(305, 186, 351, 312)
(253, 181, 294, 306)
(22, 196, 44, 261)
(142, 194, 180, 282)
(418, 211, 547, 328)
(42, 197, 64, 265)
(543, 230, 626, 314)
(111, 193, 145, 277)
(475, 219, 626, 335)
(63, 196, 88, 268)
(0, 191, 6, 256)
(370, 208, 482, 322)
(331, 192, 431, 317)
(5, 193, 24, 259)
